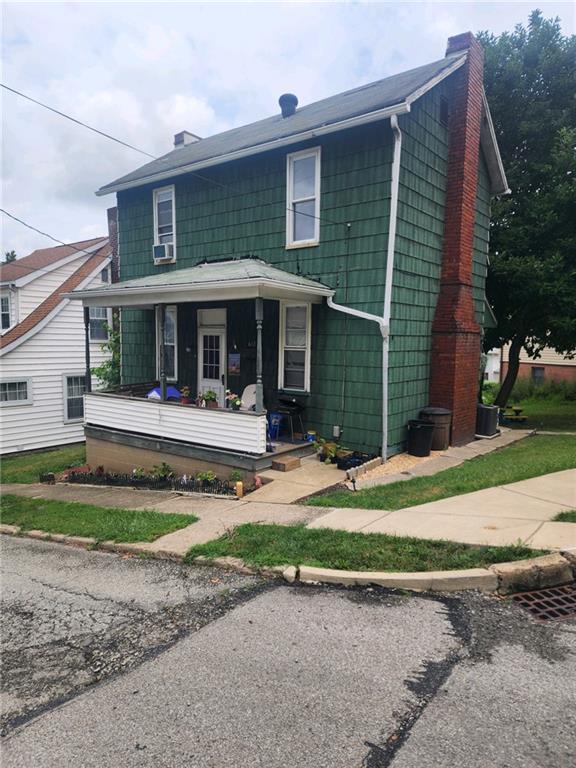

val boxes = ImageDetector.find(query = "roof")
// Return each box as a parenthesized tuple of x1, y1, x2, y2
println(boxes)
(69, 257, 333, 307)
(98, 53, 478, 196)
(0, 238, 107, 284)
(0, 242, 111, 354)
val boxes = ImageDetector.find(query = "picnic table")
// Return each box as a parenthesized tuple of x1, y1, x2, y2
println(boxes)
(502, 406, 527, 423)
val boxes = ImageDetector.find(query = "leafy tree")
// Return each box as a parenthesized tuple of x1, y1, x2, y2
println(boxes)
(91, 320, 121, 391)
(4, 250, 17, 262)
(478, 11, 576, 406)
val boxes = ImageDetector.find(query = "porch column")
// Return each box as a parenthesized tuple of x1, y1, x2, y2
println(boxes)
(83, 306, 92, 393)
(255, 298, 264, 413)
(158, 304, 167, 401)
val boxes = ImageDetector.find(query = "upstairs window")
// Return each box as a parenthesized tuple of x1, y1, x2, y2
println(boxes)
(1, 294, 11, 330)
(153, 186, 175, 245)
(89, 307, 109, 341)
(286, 148, 321, 247)
(279, 303, 311, 391)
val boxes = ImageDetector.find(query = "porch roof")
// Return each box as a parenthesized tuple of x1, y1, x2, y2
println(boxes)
(67, 258, 334, 308)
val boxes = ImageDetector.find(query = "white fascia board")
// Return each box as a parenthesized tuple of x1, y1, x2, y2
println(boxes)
(95, 103, 411, 197)
(404, 53, 467, 106)
(67, 277, 333, 308)
(481, 89, 510, 196)
(9, 240, 108, 288)
(0, 256, 111, 357)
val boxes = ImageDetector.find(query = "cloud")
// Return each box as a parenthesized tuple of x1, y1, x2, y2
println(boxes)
(2, 0, 574, 256)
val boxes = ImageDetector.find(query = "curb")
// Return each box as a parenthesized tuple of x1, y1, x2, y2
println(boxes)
(2, 525, 574, 595)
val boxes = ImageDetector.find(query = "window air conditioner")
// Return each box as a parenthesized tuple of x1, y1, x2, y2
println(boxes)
(153, 243, 175, 264)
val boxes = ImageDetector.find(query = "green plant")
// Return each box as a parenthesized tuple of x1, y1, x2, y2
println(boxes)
(91, 322, 121, 391)
(150, 462, 174, 480)
(202, 390, 218, 403)
(482, 381, 499, 405)
(197, 470, 216, 483)
(131, 467, 146, 479)
(229, 469, 243, 483)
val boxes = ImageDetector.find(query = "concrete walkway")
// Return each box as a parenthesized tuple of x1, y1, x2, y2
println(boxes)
(308, 468, 576, 550)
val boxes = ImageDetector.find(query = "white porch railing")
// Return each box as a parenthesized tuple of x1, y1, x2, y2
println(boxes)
(84, 392, 268, 454)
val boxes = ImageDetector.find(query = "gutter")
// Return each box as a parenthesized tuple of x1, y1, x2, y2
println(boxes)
(327, 113, 403, 460)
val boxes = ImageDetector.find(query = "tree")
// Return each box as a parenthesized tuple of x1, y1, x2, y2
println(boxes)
(4, 250, 17, 262)
(91, 321, 121, 391)
(478, 11, 576, 406)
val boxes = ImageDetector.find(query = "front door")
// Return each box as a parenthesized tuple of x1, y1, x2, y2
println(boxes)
(197, 309, 227, 406)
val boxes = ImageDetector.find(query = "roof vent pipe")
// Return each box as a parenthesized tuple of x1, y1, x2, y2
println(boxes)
(279, 93, 298, 118)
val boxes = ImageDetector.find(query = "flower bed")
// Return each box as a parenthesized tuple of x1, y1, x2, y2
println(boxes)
(61, 471, 237, 496)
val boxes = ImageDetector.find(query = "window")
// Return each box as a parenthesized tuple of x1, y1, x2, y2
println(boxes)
(64, 375, 86, 421)
(279, 303, 310, 391)
(1, 294, 11, 330)
(89, 307, 109, 341)
(531, 366, 545, 385)
(100, 267, 110, 283)
(0, 379, 32, 406)
(153, 186, 175, 245)
(156, 306, 178, 381)
(286, 147, 320, 247)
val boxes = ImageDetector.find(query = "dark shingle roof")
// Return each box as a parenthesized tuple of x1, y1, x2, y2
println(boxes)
(98, 54, 466, 195)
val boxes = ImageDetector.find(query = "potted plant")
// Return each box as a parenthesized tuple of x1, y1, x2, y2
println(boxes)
(225, 390, 243, 411)
(180, 386, 191, 405)
(203, 390, 219, 409)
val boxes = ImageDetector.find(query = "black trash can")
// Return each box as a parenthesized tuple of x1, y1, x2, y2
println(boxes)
(407, 420, 435, 457)
(419, 407, 452, 450)
(476, 404, 499, 437)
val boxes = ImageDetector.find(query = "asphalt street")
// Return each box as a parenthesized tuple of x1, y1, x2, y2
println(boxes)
(2, 536, 575, 767)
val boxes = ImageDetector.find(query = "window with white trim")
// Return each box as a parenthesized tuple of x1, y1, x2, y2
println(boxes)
(279, 303, 310, 391)
(100, 267, 110, 283)
(89, 307, 109, 341)
(156, 306, 178, 381)
(0, 379, 32, 406)
(1, 294, 11, 330)
(286, 147, 321, 247)
(64, 375, 86, 421)
(153, 186, 175, 245)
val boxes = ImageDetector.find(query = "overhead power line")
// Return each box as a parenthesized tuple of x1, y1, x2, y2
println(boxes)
(1, 83, 156, 159)
(3, 83, 348, 230)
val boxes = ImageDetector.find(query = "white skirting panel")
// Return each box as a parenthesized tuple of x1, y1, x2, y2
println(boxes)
(84, 393, 267, 454)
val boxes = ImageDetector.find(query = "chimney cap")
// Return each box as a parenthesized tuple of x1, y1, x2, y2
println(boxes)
(279, 93, 298, 118)
(174, 130, 202, 148)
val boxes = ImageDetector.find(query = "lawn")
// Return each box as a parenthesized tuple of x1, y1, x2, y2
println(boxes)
(554, 510, 576, 523)
(507, 398, 576, 432)
(185, 523, 542, 572)
(1, 444, 86, 484)
(0, 494, 196, 542)
(307, 434, 576, 511)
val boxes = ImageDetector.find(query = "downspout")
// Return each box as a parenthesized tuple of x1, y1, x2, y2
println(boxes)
(326, 113, 402, 460)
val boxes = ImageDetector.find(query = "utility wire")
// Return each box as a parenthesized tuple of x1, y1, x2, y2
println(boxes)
(3, 83, 348, 230)
(0, 209, 108, 272)
(1, 84, 156, 160)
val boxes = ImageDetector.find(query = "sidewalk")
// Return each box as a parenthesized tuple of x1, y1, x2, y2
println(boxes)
(308, 468, 576, 550)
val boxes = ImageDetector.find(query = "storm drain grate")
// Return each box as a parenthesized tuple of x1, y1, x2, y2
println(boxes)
(512, 583, 576, 622)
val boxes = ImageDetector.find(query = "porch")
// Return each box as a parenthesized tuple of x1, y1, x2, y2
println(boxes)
(69, 258, 334, 476)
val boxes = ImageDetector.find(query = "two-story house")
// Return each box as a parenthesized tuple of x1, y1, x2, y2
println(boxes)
(0, 237, 112, 454)
(70, 32, 508, 481)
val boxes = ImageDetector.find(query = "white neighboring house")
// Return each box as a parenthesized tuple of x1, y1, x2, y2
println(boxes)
(0, 238, 112, 454)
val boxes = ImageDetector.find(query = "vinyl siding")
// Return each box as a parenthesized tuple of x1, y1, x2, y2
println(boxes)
(0, 271, 110, 454)
(16, 257, 87, 323)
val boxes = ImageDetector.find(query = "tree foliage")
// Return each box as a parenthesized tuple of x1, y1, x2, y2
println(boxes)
(478, 11, 576, 405)
(91, 321, 121, 391)
(4, 250, 17, 262)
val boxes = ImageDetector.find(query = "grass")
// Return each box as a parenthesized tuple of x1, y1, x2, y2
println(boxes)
(184, 523, 543, 572)
(1, 445, 86, 484)
(507, 398, 576, 432)
(554, 510, 576, 523)
(307, 434, 576, 511)
(0, 494, 197, 543)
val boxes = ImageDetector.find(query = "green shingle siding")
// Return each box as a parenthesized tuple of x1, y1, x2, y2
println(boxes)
(472, 150, 491, 326)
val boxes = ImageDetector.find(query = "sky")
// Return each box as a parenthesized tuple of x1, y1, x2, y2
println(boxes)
(1, 0, 574, 257)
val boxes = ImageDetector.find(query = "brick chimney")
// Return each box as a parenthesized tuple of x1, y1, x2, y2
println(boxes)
(428, 33, 484, 444)
(107, 206, 119, 282)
